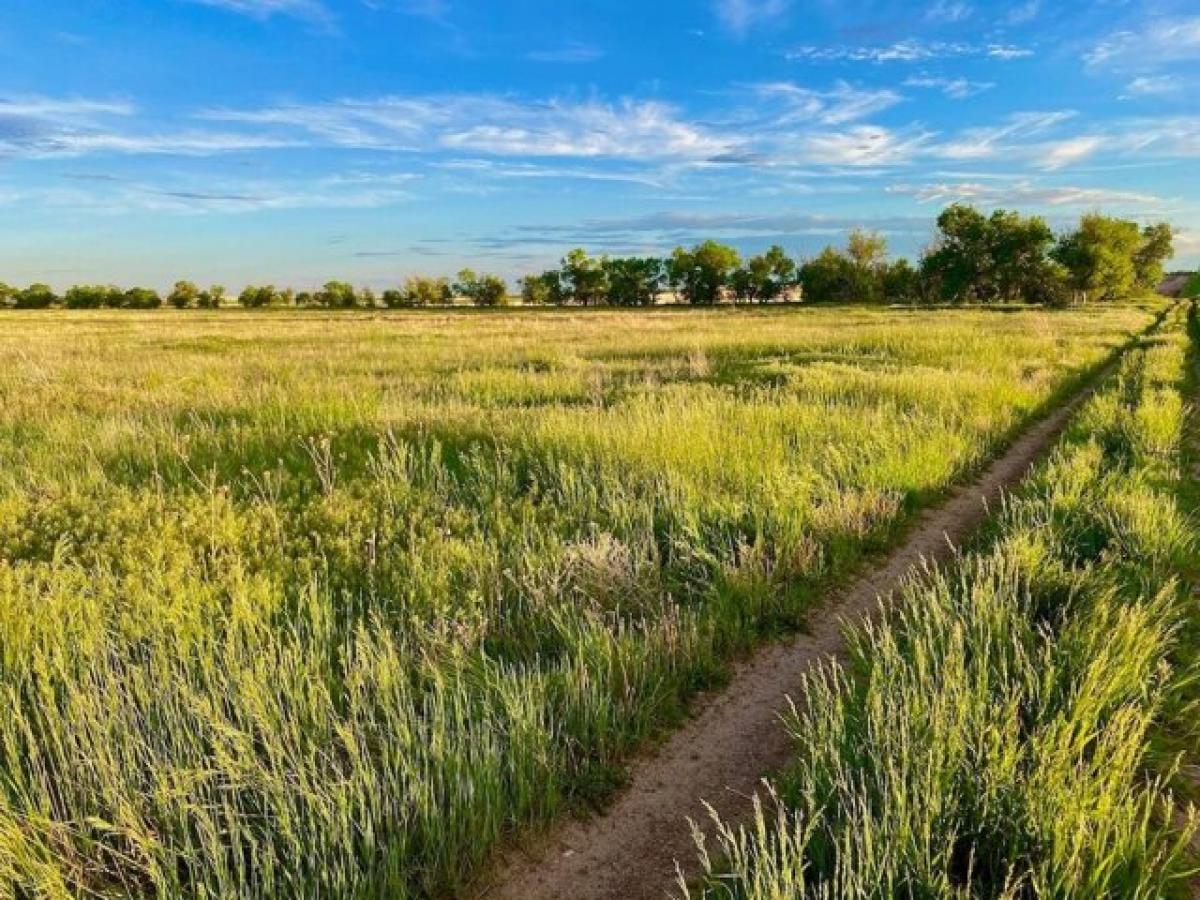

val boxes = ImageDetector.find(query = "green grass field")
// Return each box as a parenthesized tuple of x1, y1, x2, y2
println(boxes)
(686, 304, 1199, 898)
(0, 305, 1163, 897)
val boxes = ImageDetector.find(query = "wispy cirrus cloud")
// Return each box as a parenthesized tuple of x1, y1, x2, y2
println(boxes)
(786, 39, 1032, 63)
(903, 75, 995, 99)
(0, 170, 420, 214)
(203, 94, 740, 161)
(1122, 75, 1182, 98)
(925, 0, 972, 24)
(0, 95, 295, 158)
(1085, 15, 1200, 70)
(1004, 0, 1040, 25)
(746, 81, 903, 125)
(525, 43, 605, 63)
(185, 0, 331, 24)
(887, 180, 1168, 207)
(713, 0, 791, 37)
(933, 110, 1077, 161)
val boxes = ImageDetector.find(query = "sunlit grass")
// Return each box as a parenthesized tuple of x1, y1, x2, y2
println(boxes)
(684, 305, 1196, 899)
(0, 304, 1160, 897)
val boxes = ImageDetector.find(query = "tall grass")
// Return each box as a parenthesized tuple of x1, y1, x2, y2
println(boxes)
(684, 304, 1196, 899)
(0, 305, 1159, 897)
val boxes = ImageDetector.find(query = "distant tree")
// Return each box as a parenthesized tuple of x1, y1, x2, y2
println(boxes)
(1133, 222, 1174, 292)
(519, 270, 566, 305)
(920, 205, 994, 303)
(64, 284, 114, 309)
(846, 229, 888, 271)
(122, 287, 162, 309)
(731, 245, 796, 303)
(603, 256, 664, 306)
(168, 280, 201, 309)
(238, 285, 279, 308)
(881, 258, 920, 303)
(455, 269, 508, 306)
(294, 291, 315, 307)
(988, 210, 1056, 303)
(800, 247, 877, 303)
(920, 205, 1059, 303)
(667, 241, 741, 305)
(197, 285, 225, 308)
(561, 249, 608, 305)
(14, 283, 58, 309)
(1052, 213, 1143, 302)
(0, 283, 14, 308)
(315, 280, 358, 308)
(392, 276, 452, 307)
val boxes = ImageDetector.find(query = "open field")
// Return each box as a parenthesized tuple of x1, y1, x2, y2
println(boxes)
(0, 305, 1164, 897)
(687, 304, 1200, 898)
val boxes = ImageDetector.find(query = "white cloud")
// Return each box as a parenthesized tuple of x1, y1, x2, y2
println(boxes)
(204, 95, 740, 161)
(1122, 75, 1182, 98)
(186, 0, 330, 23)
(749, 81, 903, 125)
(903, 76, 994, 99)
(1085, 15, 1200, 70)
(0, 97, 135, 118)
(799, 126, 934, 166)
(787, 40, 1031, 63)
(987, 44, 1033, 59)
(1003, 0, 1040, 25)
(526, 44, 604, 63)
(925, 0, 972, 24)
(934, 110, 1076, 161)
(714, 0, 791, 36)
(0, 95, 293, 159)
(887, 180, 1166, 207)
(1037, 136, 1104, 170)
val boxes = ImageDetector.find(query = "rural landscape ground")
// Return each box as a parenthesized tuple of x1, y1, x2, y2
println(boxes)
(3, 300, 1200, 898)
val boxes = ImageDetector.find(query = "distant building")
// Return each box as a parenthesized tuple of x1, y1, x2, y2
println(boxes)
(1157, 273, 1194, 297)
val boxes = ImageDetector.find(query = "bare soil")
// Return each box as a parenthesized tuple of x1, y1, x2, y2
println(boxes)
(476, 363, 1119, 900)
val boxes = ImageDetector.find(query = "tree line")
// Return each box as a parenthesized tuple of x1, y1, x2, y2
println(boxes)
(0, 206, 1181, 310)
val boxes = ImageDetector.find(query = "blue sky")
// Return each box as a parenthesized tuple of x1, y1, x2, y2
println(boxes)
(1, 0, 1197, 290)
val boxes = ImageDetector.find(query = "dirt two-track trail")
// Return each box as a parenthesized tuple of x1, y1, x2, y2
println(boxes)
(476, 350, 1133, 900)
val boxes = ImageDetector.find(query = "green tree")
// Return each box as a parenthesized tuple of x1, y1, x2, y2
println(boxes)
(731, 245, 796, 303)
(122, 287, 162, 309)
(455, 269, 508, 306)
(921, 205, 1060, 303)
(238, 285, 279, 308)
(1133, 222, 1173, 292)
(64, 285, 114, 309)
(881, 259, 920, 303)
(394, 276, 452, 307)
(667, 241, 741, 305)
(197, 285, 225, 308)
(800, 247, 876, 303)
(168, 280, 201, 309)
(0, 283, 14, 307)
(846, 229, 888, 271)
(920, 205, 994, 303)
(561, 249, 608, 305)
(988, 210, 1056, 303)
(519, 270, 559, 305)
(602, 257, 664, 306)
(15, 283, 58, 308)
(315, 281, 358, 308)
(1052, 214, 1143, 302)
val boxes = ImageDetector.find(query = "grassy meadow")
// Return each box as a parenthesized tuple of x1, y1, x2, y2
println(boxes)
(685, 303, 1199, 898)
(0, 304, 1162, 897)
